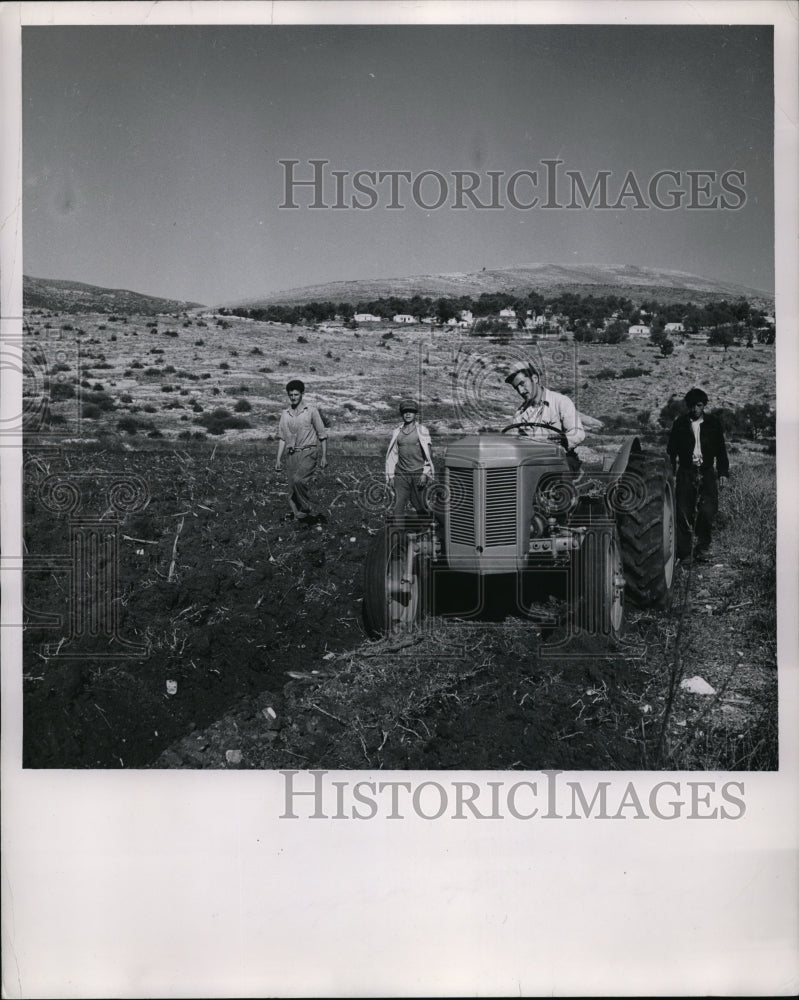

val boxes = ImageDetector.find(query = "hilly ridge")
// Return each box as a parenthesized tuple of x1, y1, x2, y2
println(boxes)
(233, 263, 774, 310)
(23, 275, 203, 315)
(22, 263, 774, 315)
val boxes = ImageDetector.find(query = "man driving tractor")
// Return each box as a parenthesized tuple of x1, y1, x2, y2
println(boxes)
(504, 361, 585, 472)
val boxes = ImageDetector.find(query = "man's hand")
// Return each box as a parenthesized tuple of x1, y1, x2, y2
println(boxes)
(419, 473, 430, 487)
(275, 462, 282, 472)
(319, 456, 328, 470)
(718, 475, 727, 489)
(387, 476, 394, 489)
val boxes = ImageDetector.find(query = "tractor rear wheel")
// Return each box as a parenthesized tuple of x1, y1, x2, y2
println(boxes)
(362, 523, 432, 637)
(616, 453, 676, 609)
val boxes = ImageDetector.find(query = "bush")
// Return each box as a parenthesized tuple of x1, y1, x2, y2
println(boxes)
(84, 390, 114, 411)
(619, 366, 651, 379)
(219, 362, 231, 370)
(594, 368, 617, 380)
(130, 361, 144, 369)
(297, 336, 308, 344)
(658, 395, 686, 428)
(117, 416, 140, 435)
(82, 403, 101, 419)
(234, 398, 252, 413)
(50, 382, 75, 402)
(660, 338, 674, 357)
(194, 407, 252, 435)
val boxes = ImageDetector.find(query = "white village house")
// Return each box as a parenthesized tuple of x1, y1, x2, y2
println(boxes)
(628, 324, 651, 338)
(664, 322, 685, 334)
(393, 314, 418, 324)
(354, 313, 381, 323)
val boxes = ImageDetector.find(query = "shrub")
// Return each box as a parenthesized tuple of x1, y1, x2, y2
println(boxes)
(120, 392, 133, 403)
(50, 382, 75, 401)
(297, 336, 308, 344)
(251, 347, 263, 355)
(658, 395, 685, 428)
(82, 403, 101, 419)
(234, 398, 252, 413)
(164, 365, 176, 374)
(147, 428, 163, 438)
(84, 390, 114, 411)
(194, 407, 252, 435)
(142, 404, 157, 413)
(660, 338, 674, 357)
(619, 366, 651, 379)
(594, 368, 617, 380)
(130, 361, 144, 369)
(161, 384, 175, 392)
(195, 339, 205, 346)
(117, 416, 140, 435)
(219, 362, 231, 370)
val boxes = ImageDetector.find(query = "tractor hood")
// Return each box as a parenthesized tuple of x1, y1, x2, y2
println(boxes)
(445, 433, 568, 468)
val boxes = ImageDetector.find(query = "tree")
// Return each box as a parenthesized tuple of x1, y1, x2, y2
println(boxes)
(707, 326, 737, 351)
(660, 338, 674, 357)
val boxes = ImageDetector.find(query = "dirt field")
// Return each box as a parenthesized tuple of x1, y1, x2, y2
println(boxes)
(22, 311, 777, 769)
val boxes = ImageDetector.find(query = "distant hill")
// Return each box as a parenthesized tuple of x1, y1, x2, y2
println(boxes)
(233, 263, 773, 310)
(23, 275, 204, 315)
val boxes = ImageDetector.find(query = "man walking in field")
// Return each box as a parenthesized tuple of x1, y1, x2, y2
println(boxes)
(667, 387, 729, 562)
(276, 379, 328, 524)
(504, 360, 585, 471)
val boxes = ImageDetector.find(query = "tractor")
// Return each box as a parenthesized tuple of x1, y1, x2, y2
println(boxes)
(362, 423, 676, 641)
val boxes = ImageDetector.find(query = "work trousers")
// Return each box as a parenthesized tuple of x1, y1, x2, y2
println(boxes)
(675, 465, 719, 558)
(393, 472, 429, 517)
(285, 447, 318, 517)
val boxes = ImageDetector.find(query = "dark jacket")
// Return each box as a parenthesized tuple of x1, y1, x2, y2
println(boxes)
(667, 413, 729, 477)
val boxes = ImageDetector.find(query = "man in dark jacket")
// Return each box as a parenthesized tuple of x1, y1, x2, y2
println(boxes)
(667, 387, 729, 561)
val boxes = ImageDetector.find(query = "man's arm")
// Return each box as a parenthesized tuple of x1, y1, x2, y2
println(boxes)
(276, 438, 286, 470)
(310, 407, 329, 468)
(557, 395, 585, 448)
(714, 418, 729, 481)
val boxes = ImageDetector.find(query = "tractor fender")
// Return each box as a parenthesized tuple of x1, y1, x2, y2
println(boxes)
(605, 435, 643, 485)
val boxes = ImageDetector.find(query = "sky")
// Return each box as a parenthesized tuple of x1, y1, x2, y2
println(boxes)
(21, 22, 774, 304)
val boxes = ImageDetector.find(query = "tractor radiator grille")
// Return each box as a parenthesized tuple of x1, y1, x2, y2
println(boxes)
(448, 467, 475, 545)
(485, 468, 517, 547)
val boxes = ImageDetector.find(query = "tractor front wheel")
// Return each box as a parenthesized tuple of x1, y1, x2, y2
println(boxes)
(577, 524, 626, 640)
(362, 523, 432, 637)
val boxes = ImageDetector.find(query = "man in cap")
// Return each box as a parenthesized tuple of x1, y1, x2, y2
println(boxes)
(504, 361, 585, 471)
(667, 387, 729, 561)
(275, 379, 328, 523)
(385, 399, 435, 517)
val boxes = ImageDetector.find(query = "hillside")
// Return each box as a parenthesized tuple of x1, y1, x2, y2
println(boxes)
(233, 263, 774, 310)
(23, 275, 203, 315)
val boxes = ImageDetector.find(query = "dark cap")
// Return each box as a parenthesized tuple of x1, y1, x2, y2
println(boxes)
(399, 399, 419, 414)
(504, 360, 542, 385)
(684, 387, 708, 406)
(286, 379, 305, 394)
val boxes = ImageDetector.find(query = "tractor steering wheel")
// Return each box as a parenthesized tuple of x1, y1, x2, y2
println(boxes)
(501, 421, 565, 443)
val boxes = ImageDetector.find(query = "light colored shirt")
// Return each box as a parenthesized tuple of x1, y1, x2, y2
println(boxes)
(691, 417, 703, 464)
(514, 388, 585, 449)
(278, 401, 327, 450)
(385, 422, 434, 479)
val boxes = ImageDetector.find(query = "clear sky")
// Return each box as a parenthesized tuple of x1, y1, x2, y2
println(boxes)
(22, 23, 774, 304)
